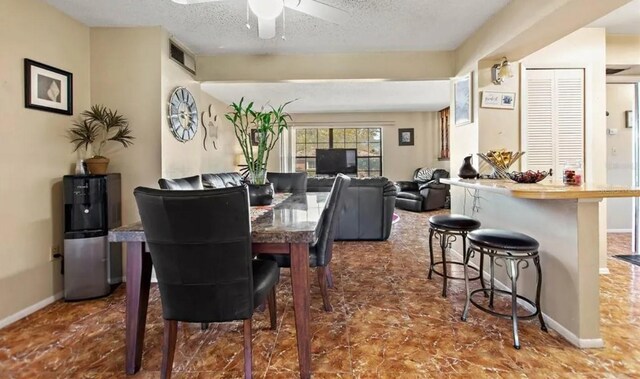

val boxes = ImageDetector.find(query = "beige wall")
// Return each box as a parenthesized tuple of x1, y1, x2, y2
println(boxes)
(477, 60, 522, 174)
(90, 27, 163, 224)
(277, 112, 445, 181)
(196, 51, 454, 82)
(606, 83, 635, 231)
(606, 35, 640, 65)
(160, 32, 236, 178)
(0, 0, 90, 322)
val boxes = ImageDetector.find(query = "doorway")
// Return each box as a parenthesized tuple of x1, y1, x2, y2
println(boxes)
(606, 82, 640, 254)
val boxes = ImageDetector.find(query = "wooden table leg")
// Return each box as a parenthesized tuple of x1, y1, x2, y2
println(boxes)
(125, 242, 153, 374)
(289, 243, 311, 379)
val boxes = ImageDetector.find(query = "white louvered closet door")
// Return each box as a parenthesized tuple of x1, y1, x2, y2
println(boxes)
(522, 69, 584, 179)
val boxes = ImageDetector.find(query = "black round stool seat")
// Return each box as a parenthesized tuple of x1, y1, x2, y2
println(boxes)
(467, 228, 539, 252)
(429, 214, 481, 232)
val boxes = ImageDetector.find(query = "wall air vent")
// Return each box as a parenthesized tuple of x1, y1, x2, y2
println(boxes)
(169, 39, 196, 76)
(606, 67, 630, 75)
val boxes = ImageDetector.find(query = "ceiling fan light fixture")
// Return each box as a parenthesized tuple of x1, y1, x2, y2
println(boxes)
(248, 0, 284, 20)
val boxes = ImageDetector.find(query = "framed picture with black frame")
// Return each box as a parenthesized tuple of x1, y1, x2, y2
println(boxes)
(398, 128, 414, 146)
(24, 59, 73, 115)
(250, 129, 260, 146)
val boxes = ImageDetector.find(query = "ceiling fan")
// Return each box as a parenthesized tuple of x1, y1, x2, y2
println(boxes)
(171, 0, 349, 39)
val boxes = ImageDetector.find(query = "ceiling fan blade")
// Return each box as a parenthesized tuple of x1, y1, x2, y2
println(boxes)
(171, 0, 221, 4)
(258, 17, 277, 39)
(284, 0, 349, 24)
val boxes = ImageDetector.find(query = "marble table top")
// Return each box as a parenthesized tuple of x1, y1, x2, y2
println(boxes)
(108, 192, 329, 244)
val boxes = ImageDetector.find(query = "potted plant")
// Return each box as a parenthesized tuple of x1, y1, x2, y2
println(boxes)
(68, 105, 134, 174)
(226, 98, 293, 205)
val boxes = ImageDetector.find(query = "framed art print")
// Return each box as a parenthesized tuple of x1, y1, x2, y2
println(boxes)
(398, 128, 414, 146)
(24, 59, 73, 115)
(250, 129, 260, 146)
(481, 91, 516, 109)
(454, 72, 473, 126)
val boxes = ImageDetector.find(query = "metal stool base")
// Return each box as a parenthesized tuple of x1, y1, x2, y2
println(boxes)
(428, 226, 484, 298)
(466, 288, 544, 322)
(461, 244, 547, 349)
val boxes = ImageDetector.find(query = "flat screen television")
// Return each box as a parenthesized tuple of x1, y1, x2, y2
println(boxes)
(316, 149, 357, 175)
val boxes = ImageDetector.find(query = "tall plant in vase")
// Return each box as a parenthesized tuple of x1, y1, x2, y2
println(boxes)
(226, 98, 293, 205)
(226, 98, 293, 184)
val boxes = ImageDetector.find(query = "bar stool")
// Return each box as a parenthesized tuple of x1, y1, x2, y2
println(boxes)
(428, 214, 483, 297)
(461, 228, 548, 349)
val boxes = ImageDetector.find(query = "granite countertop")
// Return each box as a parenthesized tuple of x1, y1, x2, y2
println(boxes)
(109, 192, 329, 244)
(442, 178, 640, 200)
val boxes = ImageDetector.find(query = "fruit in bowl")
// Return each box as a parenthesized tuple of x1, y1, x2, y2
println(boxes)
(507, 169, 552, 183)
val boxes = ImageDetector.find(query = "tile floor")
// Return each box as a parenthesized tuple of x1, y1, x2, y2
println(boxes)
(1, 209, 639, 378)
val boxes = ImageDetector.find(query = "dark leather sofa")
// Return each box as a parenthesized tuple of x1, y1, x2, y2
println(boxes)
(395, 168, 450, 212)
(201, 172, 244, 188)
(307, 177, 397, 241)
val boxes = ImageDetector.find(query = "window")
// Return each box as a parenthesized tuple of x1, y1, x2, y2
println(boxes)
(295, 127, 382, 177)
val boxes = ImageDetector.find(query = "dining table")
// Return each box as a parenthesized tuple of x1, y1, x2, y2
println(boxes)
(108, 191, 330, 379)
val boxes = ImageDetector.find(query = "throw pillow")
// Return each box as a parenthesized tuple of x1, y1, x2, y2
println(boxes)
(414, 167, 435, 182)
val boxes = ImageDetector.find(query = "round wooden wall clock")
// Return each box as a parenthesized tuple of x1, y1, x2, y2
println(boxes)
(168, 87, 198, 142)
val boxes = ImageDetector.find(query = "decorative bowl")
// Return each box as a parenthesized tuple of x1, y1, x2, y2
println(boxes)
(507, 169, 552, 183)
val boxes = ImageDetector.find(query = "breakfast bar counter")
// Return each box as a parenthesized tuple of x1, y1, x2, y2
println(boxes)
(442, 178, 640, 348)
(442, 178, 640, 200)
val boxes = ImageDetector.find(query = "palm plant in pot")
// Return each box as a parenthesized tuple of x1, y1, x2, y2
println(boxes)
(226, 98, 293, 205)
(68, 105, 134, 174)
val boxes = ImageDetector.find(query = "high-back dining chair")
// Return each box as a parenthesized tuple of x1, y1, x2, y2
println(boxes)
(266, 172, 308, 193)
(259, 173, 351, 311)
(134, 186, 279, 379)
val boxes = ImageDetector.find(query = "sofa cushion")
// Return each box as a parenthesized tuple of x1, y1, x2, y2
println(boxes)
(396, 191, 422, 201)
(201, 172, 244, 189)
(158, 175, 204, 190)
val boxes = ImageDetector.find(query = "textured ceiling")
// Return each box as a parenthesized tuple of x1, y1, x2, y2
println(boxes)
(201, 80, 451, 113)
(589, 0, 640, 35)
(44, 0, 511, 55)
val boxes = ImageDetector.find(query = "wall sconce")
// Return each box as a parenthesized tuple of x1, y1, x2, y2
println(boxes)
(491, 57, 514, 85)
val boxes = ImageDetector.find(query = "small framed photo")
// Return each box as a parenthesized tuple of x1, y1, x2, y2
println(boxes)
(24, 59, 73, 115)
(454, 72, 473, 126)
(398, 128, 414, 146)
(481, 91, 516, 110)
(250, 129, 260, 146)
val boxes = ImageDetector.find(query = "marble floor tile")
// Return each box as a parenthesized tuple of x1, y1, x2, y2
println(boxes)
(1, 209, 639, 378)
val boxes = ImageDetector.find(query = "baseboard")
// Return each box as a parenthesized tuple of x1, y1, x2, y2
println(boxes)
(450, 248, 603, 349)
(599, 267, 610, 275)
(607, 229, 632, 233)
(0, 291, 64, 329)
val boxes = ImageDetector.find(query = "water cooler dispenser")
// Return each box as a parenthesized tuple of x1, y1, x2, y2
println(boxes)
(63, 174, 122, 300)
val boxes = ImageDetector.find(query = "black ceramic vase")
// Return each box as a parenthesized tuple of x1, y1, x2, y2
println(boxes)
(458, 155, 479, 179)
(248, 183, 274, 206)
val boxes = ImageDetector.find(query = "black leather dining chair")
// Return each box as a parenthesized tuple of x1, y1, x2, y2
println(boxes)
(134, 186, 279, 379)
(267, 172, 308, 193)
(157, 175, 204, 190)
(259, 174, 351, 311)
